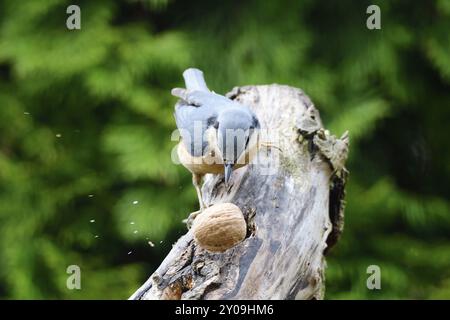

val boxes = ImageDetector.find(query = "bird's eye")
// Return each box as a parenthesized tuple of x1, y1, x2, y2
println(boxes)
(207, 117, 219, 129)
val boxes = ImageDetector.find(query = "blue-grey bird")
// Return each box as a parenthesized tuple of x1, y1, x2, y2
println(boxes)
(172, 68, 260, 217)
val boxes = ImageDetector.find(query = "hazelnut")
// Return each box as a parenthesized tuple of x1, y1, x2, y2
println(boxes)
(192, 203, 247, 252)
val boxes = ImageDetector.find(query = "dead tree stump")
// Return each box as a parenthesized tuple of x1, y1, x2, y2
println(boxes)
(130, 84, 349, 300)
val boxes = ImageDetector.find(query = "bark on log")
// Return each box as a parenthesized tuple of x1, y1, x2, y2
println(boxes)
(130, 84, 349, 300)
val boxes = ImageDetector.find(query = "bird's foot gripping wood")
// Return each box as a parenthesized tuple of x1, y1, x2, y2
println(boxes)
(183, 173, 208, 229)
(183, 209, 201, 229)
(193, 173, 206, 210)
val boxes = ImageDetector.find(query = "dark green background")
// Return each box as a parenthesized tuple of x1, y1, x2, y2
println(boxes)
(0, 0, 449, 299)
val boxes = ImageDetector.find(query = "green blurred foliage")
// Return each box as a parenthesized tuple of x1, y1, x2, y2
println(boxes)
(0, 0, 449, 299)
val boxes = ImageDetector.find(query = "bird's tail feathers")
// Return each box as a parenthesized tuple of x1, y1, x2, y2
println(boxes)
(183, 68, 209, 92)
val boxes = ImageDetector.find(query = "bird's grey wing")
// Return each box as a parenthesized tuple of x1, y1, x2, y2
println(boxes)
(173, 87, 245, 157)
(187, 91, 232, 107)
(174, 101, 217, 157)
(172, 89, 233, 108)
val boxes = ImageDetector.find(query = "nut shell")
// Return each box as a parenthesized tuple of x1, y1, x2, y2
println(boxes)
(192, 203, 246, 252)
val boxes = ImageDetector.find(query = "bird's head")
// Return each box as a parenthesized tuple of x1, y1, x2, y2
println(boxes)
(216, 108, 260, 186)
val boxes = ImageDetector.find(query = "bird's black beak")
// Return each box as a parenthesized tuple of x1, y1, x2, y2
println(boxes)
(224, 163, 233, 187)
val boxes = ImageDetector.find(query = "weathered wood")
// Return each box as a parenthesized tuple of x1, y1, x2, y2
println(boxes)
(130, 84, 349, 300)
